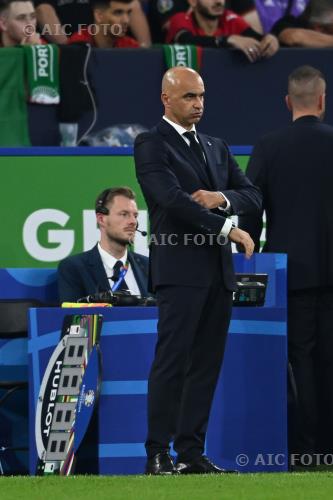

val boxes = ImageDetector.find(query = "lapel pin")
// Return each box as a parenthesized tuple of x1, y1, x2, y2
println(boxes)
(207, 141, 212, 146)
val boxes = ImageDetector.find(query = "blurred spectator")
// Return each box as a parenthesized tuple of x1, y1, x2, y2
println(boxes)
(148, 0, 307, 41)
(34, 0, 91, 44)
(256, 0, 308, 33)
(272, 0, 333, 46)
(35, 0, 150, 44)
(227, 0, 309, 34)
(226, 0, 263, 33)
(128, 0, 151, 46)
(166, 0, 279, 62)
(148, 0, 258, 42)
(148, 0, 188, 42)
(69, 0, 140, 47)
(0, 0, 44, 45)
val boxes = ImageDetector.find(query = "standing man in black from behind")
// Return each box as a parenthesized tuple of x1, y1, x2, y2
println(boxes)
(238, 65, 333, 457)
(134, 66, 262, 475)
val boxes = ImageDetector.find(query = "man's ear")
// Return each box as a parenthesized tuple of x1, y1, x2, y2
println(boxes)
(319, 92, 326, 112)
(285, 94, 292, 112)
(161, 92, 169, 108)
(96, 213, 105, 228)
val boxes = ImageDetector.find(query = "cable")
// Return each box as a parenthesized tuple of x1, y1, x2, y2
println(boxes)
(76, 44, 98, 145)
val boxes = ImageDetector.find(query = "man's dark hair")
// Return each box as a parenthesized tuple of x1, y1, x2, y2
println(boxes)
(288, 65, 325, 87)
(0, 0, 33, 14)
(288, 65, 326, 108)
(95, 186, 136, 213)
(90, 0, 133, 10)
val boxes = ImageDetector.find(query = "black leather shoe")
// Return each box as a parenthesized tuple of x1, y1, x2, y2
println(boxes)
(176, 455, 237, 474)
(145, 452, 179, 475)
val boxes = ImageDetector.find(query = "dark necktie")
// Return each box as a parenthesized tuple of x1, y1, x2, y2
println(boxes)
(111, 260, 129, 291)
(183, 131, 214, 187)
(183, 131, 206, 165)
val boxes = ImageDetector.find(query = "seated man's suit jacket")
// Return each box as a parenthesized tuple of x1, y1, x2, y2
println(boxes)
(57, 244, 149, 302)
(134, 119, 262, 292)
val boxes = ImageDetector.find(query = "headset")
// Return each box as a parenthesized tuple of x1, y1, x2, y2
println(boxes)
(95, 188, 112, 215)
(95, 188, 147, 236)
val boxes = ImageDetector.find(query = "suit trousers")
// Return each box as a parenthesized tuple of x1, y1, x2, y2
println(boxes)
(288, 287, 333, 455)
(145, 279, 233, 461)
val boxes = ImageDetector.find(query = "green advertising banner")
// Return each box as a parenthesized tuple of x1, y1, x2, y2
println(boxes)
(0, 151, 250, 268)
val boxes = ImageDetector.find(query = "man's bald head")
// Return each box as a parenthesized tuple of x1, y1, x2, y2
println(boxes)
(162, 67, 203, 93)
(287, 65, 326, 115)
(161, 67, 205, 129)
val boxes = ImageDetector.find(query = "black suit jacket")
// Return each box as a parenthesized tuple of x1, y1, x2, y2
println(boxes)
(238, 115, 333, 290)
(57, 244, 149, 302)
(134, 119, 262, 292)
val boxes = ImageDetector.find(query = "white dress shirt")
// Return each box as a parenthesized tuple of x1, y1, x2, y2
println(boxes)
(98, 243, 140, 295)
(162, 116, 233, 236)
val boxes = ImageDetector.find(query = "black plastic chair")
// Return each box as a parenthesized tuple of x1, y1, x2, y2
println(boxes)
(0, 299, 42, 474)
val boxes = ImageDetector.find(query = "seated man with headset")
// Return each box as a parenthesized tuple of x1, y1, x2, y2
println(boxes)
(57, 186, 149, 303)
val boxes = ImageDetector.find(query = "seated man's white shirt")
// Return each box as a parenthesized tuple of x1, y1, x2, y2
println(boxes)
(98, 243, 140, 295)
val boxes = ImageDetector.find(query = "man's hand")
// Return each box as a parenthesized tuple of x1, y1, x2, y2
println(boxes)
(191, 190, 226, 209)
(228, 227, 254, 259)
(260, 34, 279, 58)
(226, 35, 262, 62)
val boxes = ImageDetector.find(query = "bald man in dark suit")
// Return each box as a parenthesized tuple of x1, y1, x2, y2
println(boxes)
(134, 67, 261, 475)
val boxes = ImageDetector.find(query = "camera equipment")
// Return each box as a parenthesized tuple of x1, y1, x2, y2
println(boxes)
(233, 273, 268, 307)
(77, 290, 156, 306)
(77, 274, 268, 307)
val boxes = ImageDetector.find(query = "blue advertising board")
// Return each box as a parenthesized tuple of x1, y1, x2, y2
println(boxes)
(28, 253, 288, 474)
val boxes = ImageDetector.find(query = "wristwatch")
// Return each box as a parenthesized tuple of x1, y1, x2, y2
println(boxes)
(229, 221, 237, 233)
